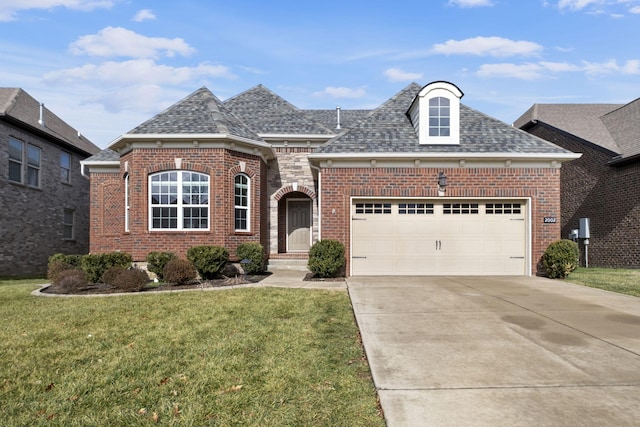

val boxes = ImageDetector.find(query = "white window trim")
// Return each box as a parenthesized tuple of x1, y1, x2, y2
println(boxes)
(415, 82, 463, 145)
(148, 171, 210, 231)
(234, 173, 250, 232)
(26, 144, 41, 187)
(124, 173, 130, 232)
(8, 137, 23, 183)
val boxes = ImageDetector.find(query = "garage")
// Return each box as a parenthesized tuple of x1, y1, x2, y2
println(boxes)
(351, 199, 529, 276)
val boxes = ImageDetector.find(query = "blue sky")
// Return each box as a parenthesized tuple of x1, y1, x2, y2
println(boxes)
(1, 0, 639, 149)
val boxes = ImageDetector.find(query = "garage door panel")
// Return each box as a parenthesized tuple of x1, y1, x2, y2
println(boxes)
(351, 200, 527, 276)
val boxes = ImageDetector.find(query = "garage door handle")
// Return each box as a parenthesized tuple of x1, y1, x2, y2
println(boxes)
(352, 256, 367, 259)
(436, 240, 442, 250)
(510, 256, 524, 259)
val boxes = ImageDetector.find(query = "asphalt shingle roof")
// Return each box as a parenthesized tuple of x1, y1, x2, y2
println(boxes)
(316, 83, 570, 155)
(0, 87, 100, 155)
(129, 87, 261, 141)
(224, 85, 335, 135)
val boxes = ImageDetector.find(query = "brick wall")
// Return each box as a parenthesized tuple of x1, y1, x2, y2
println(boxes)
(525, 123, 640, 268)
(319, 166, 562, 276)
(89, 147, 267, 262)
(0, 122, 91, 277)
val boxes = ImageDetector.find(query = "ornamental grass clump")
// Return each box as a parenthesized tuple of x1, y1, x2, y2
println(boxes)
(542, 239, 580, 279)
(308, 239, 346, 278)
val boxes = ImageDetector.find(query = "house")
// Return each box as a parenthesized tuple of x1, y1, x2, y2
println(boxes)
(81, 81, 579, 276)
(515, 100, 640, 269)
(1, 88, 101, 277)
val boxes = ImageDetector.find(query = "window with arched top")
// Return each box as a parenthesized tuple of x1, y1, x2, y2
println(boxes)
(149, 171, 209, 230)
(428, 96, 451, 137)
(234, 174, 250, 231)
(408, 81, 463, 145)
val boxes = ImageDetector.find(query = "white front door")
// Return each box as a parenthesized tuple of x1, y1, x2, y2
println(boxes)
(287, 199, 311, 252)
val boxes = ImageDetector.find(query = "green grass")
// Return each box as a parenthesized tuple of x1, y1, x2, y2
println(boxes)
(0, 280, 383, 426)
(566, 267, 640, 297)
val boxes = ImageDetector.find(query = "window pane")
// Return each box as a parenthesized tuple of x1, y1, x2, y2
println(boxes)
(9, 162, 21, 182)
(9, 139, 22, 161)
(27, 167, 39, 186)
(27, 145, 40, 167)
(235, 208, 247, 230)
(60, 152, 71, 182)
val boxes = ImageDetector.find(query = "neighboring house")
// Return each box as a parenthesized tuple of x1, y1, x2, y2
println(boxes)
(82, 81, 579, 276)
(1, 88, 101, 277)
(515, 100, 640, 268)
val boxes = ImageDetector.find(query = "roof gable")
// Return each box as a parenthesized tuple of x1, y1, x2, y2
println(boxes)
(315, 83, 570, 156)
(223, 84, 334, 135)
(600, 98, 640, 159)
(128, 87, 260, 141)
(0, 87, 100, 155)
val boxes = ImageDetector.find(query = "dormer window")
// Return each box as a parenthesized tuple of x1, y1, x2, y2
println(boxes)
(429, 97, 450, 137)
(408, 81, 463, 145)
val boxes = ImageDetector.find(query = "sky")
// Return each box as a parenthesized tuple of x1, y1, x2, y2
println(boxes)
(1, 0, 639, 149)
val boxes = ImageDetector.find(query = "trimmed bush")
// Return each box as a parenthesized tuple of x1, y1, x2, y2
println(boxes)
(48, 253, 83, 268)
(55, 269, 88, 292)
(236, 242, 264, 275)
(111, 268, 150, 292)
(187, 245, 229, 280)
(163, 258, 198, 285)
(146, 251, 178, 280)
(48, 260, 74, 286)
(82, 252, 133, 283)
(308, 239, 345, 278)
(101, 266, 126, 286)
(542, 239, 580, 279)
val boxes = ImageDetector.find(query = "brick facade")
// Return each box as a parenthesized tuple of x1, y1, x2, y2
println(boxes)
(0, 122, 92, 277)
(319, 166, 562, 276)
(525, 123, 640, 268)
(88, 147, 268, 261)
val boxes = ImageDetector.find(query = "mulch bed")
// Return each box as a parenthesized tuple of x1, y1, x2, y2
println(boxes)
(40, 274, 271, 295)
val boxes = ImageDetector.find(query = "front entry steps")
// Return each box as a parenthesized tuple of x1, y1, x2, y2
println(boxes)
(267, 253, 309, 272)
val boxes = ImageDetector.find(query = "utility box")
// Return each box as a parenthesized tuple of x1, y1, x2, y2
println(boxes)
(579, 218, 590, 239)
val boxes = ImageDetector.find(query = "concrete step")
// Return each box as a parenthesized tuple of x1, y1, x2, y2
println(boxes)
(267, 258, 309, 272)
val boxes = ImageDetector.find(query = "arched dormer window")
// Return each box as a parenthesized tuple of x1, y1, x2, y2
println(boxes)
(234, 173, 250, 231)
(408, 81, 463, 145)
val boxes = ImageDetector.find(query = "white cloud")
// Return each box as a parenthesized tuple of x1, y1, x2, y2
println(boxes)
(630, 5, 640, 13)
(477, 59, 640, 79)
(384, 68, 423, 82)
(69, 27, 195, 59)
(432, 36, 543, 57)
(0, 0, 114, 21)
(448, 0, 493, 7)
(557, 0, 601, 10)
(43, 59, 235, 86)
(314, 86, 367, 99)
(133, 9, 156, 22)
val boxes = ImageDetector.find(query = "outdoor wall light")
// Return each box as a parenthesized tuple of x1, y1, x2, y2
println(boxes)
(437, 171, 447, 195)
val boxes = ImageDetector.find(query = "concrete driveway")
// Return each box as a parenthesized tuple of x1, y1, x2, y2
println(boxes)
(347, 276, 640, 426)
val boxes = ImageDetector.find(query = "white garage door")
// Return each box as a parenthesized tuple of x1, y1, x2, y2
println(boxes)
(351, 199, 527, 276)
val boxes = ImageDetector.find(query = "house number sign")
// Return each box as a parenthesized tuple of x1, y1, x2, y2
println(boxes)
(543, 217, 557, 223)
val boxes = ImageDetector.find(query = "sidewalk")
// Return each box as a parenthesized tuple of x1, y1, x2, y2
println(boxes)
(260, 269, 346, 290)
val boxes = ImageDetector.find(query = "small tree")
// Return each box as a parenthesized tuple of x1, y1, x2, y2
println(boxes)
(542, 239, 580, 279)
(308, 239, 345, 278)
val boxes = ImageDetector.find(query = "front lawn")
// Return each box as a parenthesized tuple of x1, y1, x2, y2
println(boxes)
(566, 267, 640, 297)
(0, 280, 383, 426)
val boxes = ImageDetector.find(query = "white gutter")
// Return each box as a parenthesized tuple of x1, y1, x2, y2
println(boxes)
(307, 151, 582, 161)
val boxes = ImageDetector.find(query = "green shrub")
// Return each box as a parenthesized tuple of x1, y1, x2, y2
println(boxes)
(163, 258, 198, 285)
(82, 252, 132, 283)
(236, 242, 264, 275)
(110, 268, 150, 292)
(146, 251, 177, 280)
(542, 239, 580, 279)
(55, 269, 88, 292)
(186, 245, 228, 279)
(48, 253, 83, 268)
(308, 239, 345, 278)
(48, 260, 74, 286)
